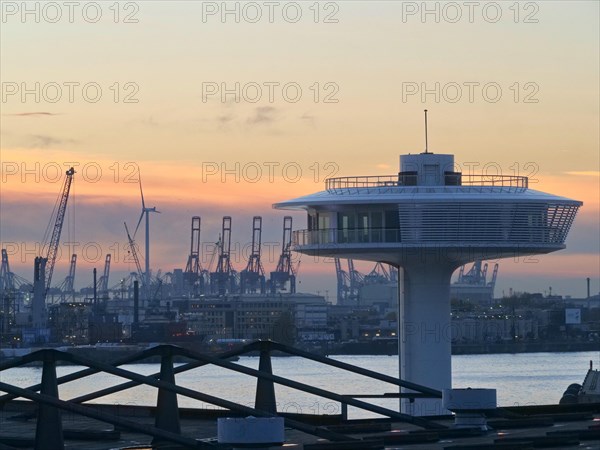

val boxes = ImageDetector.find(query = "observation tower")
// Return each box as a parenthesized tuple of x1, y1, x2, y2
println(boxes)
(273, 121, 582, 415)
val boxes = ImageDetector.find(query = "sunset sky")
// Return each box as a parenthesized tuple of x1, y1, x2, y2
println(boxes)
(1, 1, 598, 299)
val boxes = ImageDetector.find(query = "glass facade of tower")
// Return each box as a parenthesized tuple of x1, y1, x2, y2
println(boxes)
(297, 202, 579, 247)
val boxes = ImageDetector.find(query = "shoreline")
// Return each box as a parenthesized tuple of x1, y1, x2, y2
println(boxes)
(1, 341, 598, 364)
(452, 341, 600, 355)
(323, 340, 600, 357)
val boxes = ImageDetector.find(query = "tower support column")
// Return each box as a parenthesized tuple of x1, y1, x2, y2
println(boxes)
(399, 262, 455, 416)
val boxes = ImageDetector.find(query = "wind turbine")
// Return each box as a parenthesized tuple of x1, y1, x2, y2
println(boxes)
(134, 175, 160, 289)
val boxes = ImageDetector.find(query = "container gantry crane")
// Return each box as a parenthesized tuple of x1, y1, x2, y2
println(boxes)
(184, 216, 205, 295)
(488, 262, 499, 290)
(268, 216, 296, 294)
(452, 259, 500, 302)
(334, 257, 350, 305)
(240, 216, 266, 294)
(363, 262, 394, 285)
(1, 249, 17, 337)
(347, 259, 364, 305)
(97, 254, 111, 299)
(210, 216, 237, 295)
(458, 260, 485, 285)
(57, 254, 77, 302)
(0, 249, 15, 294)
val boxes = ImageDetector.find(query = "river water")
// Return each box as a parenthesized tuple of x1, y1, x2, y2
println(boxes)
(1, 351, 598, 419)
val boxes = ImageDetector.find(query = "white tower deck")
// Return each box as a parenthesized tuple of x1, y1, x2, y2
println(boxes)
(274, 152, 581, 416)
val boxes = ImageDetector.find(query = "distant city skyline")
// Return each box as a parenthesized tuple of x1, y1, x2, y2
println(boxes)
(1, 1, 598, 299)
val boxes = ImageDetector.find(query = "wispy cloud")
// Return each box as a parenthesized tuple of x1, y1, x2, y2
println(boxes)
(217, 114, 235, 124)
(247, 106, 277, 125)
(5, 112, 60, 117)
(565, 171, 600, 177)
(300, 112, 316, 126)
(140, 116, 158, 128)
(26, 134, 77, 148)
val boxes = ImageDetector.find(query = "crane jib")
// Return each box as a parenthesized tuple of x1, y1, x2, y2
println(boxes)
(44, 167, 76, 296)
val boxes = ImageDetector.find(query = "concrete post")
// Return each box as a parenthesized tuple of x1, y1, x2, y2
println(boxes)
(35, 351, 64, 450)
(254, 341, 277, 413)
(153, 348, 181, 444)
(400, 263, 455, 416)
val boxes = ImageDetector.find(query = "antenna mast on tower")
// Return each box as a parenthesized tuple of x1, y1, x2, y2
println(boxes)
(424, 109, 429, 154)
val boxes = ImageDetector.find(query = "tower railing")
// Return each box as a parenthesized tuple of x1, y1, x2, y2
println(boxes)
(325, 174, 528, 194)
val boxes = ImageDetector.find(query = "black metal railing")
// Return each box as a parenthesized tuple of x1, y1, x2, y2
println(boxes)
(0, 340, 446, 449)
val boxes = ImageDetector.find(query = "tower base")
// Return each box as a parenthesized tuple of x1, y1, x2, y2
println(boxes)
(399, 263, 455, 416)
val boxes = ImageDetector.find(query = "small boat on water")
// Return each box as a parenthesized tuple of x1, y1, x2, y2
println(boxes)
(560, 360, 600, 404)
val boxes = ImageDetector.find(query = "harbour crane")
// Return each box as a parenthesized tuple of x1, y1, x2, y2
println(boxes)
(268, 216, 296, 294)
(347, 259, 364, 304)
(184, 216, 205, 295)
(458, 260, 485, 285)
(452, 260, 500, 302)
(0, 249, 15, 294)
(334, 257, 351, 305)
(488, 263, 499, 290)
(363, 262, 397, 285)
(240, 216, 266, 294)
(389, 265, 399, 282)
(0, 250, 30, 292)
(96, 254, 111, 299)
(210, 216, 236, 295)
(43, 167, 76, 295)
(0, 249, 16, 337)
(125, 222, 147, 300)
(57, 254, 77, 302)
(31, 167, 75, 328)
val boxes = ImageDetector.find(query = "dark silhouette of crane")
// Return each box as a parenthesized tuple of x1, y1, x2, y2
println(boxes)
(268, 216, 296, 294)
(57, 254, 77, 302)
(0, 249, 15, 294)
(0, 249, 17, 337)
(31, 167, 75, 329)
(334, 257, 350, 304)
(96, 254, 111, 300)
(210, 217, 237, 295)
(240, 216, 266, 294)
(43, 167, 76, 295)
(125, 222, 148, 302)
(184, 216, 206, 295)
